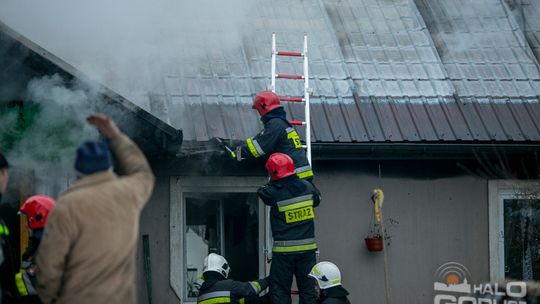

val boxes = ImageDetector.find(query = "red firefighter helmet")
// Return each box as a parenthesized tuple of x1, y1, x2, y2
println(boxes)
(19, 195, 56, 230)
(266, 153, 296, 181)
(252, 91, 282, 116)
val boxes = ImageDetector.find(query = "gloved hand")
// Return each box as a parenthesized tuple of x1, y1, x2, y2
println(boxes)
(214, 137, 237, 159)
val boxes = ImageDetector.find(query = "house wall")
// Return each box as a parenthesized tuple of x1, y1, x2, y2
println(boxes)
(136, 159, 490, 304)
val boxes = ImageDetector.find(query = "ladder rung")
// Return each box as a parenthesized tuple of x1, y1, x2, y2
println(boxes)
(276, 51, 303, 57)
(277, 74, 304, 80)
(279, 97, 304, 102)
(289, 120, 306, 126)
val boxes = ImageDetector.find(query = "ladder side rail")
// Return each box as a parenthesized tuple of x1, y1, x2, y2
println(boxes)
(271, 33, 277, 92)
(303, 34, 312, 165)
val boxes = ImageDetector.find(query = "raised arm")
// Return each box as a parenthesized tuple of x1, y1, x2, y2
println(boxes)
(87, 114, 155, 208)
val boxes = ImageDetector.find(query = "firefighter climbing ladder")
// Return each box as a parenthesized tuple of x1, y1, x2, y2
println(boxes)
(270, 32, 312, 164)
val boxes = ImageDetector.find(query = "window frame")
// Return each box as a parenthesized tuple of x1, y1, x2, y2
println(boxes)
(488, 180, 540, 282)
(170, 176, 268, 303)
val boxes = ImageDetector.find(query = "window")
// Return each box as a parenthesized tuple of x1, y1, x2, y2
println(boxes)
(502, 198, 540, 280)
(184, 193, 260, 298)
(170, 177, 269, 303)
(489, 180, 540, 281)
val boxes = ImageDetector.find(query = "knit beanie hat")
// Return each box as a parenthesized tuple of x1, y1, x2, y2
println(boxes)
(74, 141, 112, 175)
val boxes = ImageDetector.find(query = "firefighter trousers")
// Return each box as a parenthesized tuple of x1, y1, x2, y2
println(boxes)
(269, 251, 317, 304)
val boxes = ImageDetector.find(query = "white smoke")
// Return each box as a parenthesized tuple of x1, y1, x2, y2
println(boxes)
(1, 74, 101, 196)
(0, 0, 256, 109)
(0, 0, 257, 196)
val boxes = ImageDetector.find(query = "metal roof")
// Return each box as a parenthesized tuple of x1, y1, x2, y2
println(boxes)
(505, 0, 540, 62)
(2, 0, 539, 144)
(151, 0, 540, 143)
(415, 0, 540, 97)
(167, 96, 540, 142)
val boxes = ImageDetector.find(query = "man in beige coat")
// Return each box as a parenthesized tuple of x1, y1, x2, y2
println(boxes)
(36, 114, 155, 304)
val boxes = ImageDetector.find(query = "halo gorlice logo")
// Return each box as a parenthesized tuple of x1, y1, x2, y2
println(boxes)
(433, 262, 528, 304)
(434, 262, 472, 294)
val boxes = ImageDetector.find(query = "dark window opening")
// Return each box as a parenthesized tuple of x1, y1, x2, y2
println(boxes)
(184, 192, 260, 300)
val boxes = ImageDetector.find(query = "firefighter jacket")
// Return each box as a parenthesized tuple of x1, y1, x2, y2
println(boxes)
(257, 174, 320, 254)
(318, 286, 351, 304)
(15, 231, 42, 302)
(236, 108, 313, 180)
(197, 272, 268, 304)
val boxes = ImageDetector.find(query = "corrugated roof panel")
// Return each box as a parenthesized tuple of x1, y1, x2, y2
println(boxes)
(237, 97, 262, 137)
(400, 80, 421, 97)
(325, 0, 454, 98)
(424, 99, 456, 141)
(220, 98, 244, 140)
(508, 100, 540, 141)
(202, 97, 227, 140)
(456, 98, 491, 140)
(519, 0, 540, 60)
(440, 100, 473, 140)
(515, 81, 536, 97)
(498, 80, 519, 96)
(169, 96, 195, 139)
(187, 96, 210, 141)
(525, 99, 540, 133)
(531, 81, 540, 94)
(390, 99, 420, 141)
(482, 81, 503, 97)
(490, 99, 525, 141)
(356, 99, 386, 141)
(372, 98, 403, 141)
(322, 102, 352, 142)
(473, 100, 507, 140)
(407, 99, 439, 141)
(341, 98, 370, 142)
(385, 81, 403, 97)
(414, 0, 540, 98)
(309, 102, 336, 142)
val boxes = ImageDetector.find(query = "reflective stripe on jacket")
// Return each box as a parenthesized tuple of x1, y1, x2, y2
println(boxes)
(15, 268, 38, 296)
(257, 175, 321, 254)
(197, 276, 268, 304)
(0, 223, 9, 236)
(238, 118, 313, 180)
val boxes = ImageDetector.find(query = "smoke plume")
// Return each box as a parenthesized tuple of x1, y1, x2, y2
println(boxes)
(0, 0, 256, 110)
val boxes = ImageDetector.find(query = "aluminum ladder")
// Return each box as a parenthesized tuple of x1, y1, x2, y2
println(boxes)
(270, 32, 312, 165)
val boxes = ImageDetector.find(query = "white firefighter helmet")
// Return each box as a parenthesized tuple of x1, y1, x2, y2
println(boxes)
(309, 261, 342, 289)
(203, 253, 230, 278)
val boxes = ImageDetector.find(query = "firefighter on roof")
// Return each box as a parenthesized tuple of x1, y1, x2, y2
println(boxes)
(225, 91, 314, 181)
(258, 153, 320, 304)
(16, 195, 56, 303)
(197, 253, 269, 304)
